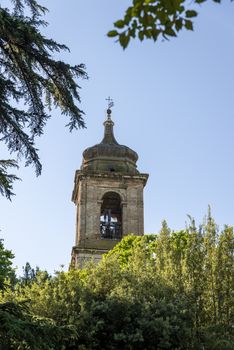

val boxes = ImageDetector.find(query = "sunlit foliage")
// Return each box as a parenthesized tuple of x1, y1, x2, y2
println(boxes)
(1, 210, 233, 349)
(108, 0, 234, 49)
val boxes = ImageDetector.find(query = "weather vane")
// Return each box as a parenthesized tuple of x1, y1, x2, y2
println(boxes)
(106, 96, 114, 110)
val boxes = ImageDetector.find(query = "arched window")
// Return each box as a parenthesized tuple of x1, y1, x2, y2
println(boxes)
(100, 192, 122, 239)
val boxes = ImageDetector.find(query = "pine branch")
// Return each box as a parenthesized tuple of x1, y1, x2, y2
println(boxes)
(0, 159, 20, 199)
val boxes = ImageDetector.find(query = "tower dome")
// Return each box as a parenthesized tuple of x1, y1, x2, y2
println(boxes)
(82, 109, 139, 174)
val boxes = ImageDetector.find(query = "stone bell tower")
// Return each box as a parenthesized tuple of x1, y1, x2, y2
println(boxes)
(71, 101, 148, 267)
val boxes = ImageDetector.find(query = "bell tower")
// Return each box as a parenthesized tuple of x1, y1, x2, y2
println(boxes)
(71, 101, 148, 267)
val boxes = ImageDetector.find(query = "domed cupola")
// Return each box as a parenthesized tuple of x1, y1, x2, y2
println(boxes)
(82, 107, 139, 174)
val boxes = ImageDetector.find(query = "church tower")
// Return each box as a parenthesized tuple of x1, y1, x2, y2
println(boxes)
(71, 101, 148, 267)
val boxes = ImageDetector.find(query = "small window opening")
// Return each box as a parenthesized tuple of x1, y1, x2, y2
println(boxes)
(100, 192, 122, 239)
(110, 168, 115, 172)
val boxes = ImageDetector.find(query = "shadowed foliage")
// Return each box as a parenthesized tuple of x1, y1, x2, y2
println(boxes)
(108, 0, 234, 49)
(1, 211, 233, 349)
(0, 0, 87, 199)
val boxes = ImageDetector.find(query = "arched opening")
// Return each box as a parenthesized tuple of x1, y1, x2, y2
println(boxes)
(100, 192, 122, 239)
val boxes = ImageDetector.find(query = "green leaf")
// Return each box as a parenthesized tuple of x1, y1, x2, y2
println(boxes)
(119, 33, 130, 49)
(124, 14, 131, 24)
(185, 10, 198, 18)
(138, 31, 144, 41)
(129, 28, 136, 38)
(175, 19, 183, 31)
(184, 20, 193, 31)
(164, 27, 177, 37)
(107, 30, 119, 38)
(145, 14, 154, 25)
(133, 0, 143, 5)
(114, 20, 125, 29)
(151, 28, 160, 41)
(144, 29, 152, 38)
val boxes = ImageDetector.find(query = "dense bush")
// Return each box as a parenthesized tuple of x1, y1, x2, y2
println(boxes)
(1, 210, 233, 349)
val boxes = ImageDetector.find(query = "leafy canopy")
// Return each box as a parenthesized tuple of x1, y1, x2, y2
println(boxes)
(0, 238, 15, 290)
(108, 0, 234, 49)
(1, 211, 233, 349)
(0, 301, 77, 350)
(0, 0, 87, 199)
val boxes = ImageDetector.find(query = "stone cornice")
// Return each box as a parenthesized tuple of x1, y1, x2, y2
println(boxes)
(72, 170, 148, 203)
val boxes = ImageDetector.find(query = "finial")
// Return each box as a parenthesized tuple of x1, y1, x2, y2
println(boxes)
(106, 96, 114, 119)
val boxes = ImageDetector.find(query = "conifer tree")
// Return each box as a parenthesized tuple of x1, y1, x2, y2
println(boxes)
(0, 0, 88, 199)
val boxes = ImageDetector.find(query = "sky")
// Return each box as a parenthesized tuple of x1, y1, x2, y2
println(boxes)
(1, 0, 234, 274)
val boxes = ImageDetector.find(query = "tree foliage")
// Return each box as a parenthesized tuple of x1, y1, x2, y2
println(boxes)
(0, 238, 15, 290)
(104, 211, 234, 348)
(108, 0, 234, 49)
(0, 258, 76, 349)
(0, 0, 87, 198)
(1, 211, 233, 349)
(0, 301, 77, 350)
(0, 159, 19, 199)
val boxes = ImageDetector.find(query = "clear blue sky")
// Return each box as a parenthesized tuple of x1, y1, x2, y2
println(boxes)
(1, 0, 234, 274)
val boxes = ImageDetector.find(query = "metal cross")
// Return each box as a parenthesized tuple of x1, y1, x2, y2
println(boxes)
(106, 96, 114, 109)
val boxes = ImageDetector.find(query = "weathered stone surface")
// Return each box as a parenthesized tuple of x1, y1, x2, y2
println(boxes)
(82, 116, 138, 174)
(71, 110, 148, 268)
(71, 247, 108, 268)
